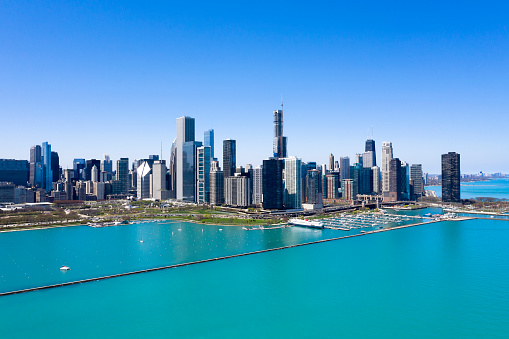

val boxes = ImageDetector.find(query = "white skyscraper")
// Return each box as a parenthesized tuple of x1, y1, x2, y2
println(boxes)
(284, 156, 302, 209)
(196, 146, 211, 204)
(137, 161, 152, 199)
(381, 141, 393, 194)
(252, 167, 263, 205)
(91, 165, 99, 183)
(363, 151, 375, 168)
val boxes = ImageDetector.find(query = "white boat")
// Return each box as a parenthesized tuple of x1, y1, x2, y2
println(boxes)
(289, 219, 324, 229)
(60, 265, 71, 271)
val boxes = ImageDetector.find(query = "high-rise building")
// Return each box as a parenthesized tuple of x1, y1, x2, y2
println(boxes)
(152, 160, 168, 200)
(0, 159, 29, 187)
(363, 151, 375, 168)
(341, 179, 354, 201)
(137, 161, 152, 199)
(73, 158, 86, 180)
(326, 173, 340, 199)
(0, 182, 16, 203)
(360, 166, 373, 194)
(30, 145, 42, 187)
(204, 129, 214, 160)
(101, 154, 113, 181)
(182, 141, 202, 202)
(372, 166, 381, 194)
(305, 169, 322, 205)
(354, 154, 363, 167)
(176, 116, 195, 201)
(340, 157, 350, 181)
(381, 141, 393, 194)
(196, 146, 211, 204)
(273, 103, 287, 158)
(223, 139, 236, 180)
(210, 167, 224, 206)
(328, 154, 335, 173)
(386, 158, 401, 202)
(114, 158, 129, 195)
(442, 152, 460, 202)
(51, 151, 60, 183)
(365, 139, 376, 166)
(225, 175, 251, 207)
(262, 158, 283, 209)
(169, 139, 177, 198)
(41, 142, 52, 191)
(85, 159, 100, 182)
(91, 165, 99, 183)
(400, 161, 410, 200)
(410, 164, 423, 199)
(284, 156, 302, 209)
(252, 167, 263, 205)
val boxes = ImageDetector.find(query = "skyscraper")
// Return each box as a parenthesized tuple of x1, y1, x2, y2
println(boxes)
(85, 159, 100, 181)
(182, 141, 202, 202)
(340, 157, 350, 181)
(152, 160, 168, 200)
(176, 116, 195, 201)
(0, 159, 29, 186)
(328, 154, 334, 173)
(196, 146, 211, 204)
(283, 156, 302, 209)
(114, 158, 129, 195)
(210, 166, 224, 206)
(137, 161, 152, 199)
(362, 151, 375, 168)
(365, 139, 376, 166)
(273, 103, 287, 159)
(41, 142, 52, 191)
(204, 129, 214, 160)
(442, 152, 460, 202)
(223, 139, 236, 179)
(386, 157, 401, 202)
(51, 151, 60, 182)
(73, 158, 86, 180)
(381, 141, 393, 195)
(225, 175, 251, 207)
(30, 145, 42, 187)
(262, 158, 283, 209)
(305, 169, 322, 205)
(410, 164, 423, 199)
(252, 167, 263, 205)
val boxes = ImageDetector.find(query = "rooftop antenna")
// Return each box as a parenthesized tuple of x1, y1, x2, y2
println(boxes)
(371, 126, 374, 139)
(281, 93, 283, 111)
(160, 141, 163, 160)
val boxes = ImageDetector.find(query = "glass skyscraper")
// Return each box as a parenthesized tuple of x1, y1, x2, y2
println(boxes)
(442, 152, 460, 202)
(204, 129, 214, 160)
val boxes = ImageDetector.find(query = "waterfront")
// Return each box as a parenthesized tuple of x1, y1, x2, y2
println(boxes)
(426, 178, 509, 200)
(1, 217, 508, 338)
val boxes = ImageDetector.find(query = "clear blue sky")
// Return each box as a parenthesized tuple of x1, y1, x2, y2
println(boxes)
(1, 1, 508, 173)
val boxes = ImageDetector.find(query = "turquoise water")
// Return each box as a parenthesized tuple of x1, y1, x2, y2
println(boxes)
(426, 178, 509, 200)
(1, 218, 508, 338)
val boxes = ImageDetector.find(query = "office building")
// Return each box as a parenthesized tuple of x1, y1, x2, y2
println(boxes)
(305, 169, 322, 206)
(41, 142, 53, 191)
(442, 152, 460, 202)
(252, 167, 263, 205)
(0, 159, 29, 187)
(94, 182, 105, 200)
(225, 175, 251, 207)
(73, 158, 86, 180)
(196, 146, 211, 204)
(262, 158, 283, 209)
(51, 151, 60, 182)
(341, 179, 354, 201)
(223, 139, 236, 180)
(410, 164, 423, 199)
(91, 165, 99, 183)
(204, 129, 214, 160)
(0, 182, 16, 203)
(386, 158, 401, 202)
(114, 158, 129, 195)
(363, 151, 375, 168)
(328, 154, 334, 173)
(372, 166, 381, 194)
(152, 160, 168, 200)
(137, 161, 152, 199)
(365, 139, 376, 166)
(176, 116, 196, 201)
(273, 106, 287, 159)
(340, 157, 350, 181)
(400, 161, 410, 200)
(326, 173, 340, 199)
(381, 141, 393, 194)
(210, 168, 224, 206)
(354, 154, 363, 167)
(30, 145, 42, 187)
(284, 156, 302, 209)
(85, 159, 100, 182)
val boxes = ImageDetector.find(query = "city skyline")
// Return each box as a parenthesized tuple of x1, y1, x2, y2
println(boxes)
(1, 2, 509, 173)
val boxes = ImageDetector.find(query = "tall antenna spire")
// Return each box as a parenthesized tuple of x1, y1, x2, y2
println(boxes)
(281, 93, 283, 111)
(160, 141, 163, 160)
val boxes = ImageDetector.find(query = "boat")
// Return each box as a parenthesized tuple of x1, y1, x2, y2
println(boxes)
(60, 265, 71, 271)
(289, 218, 324, 229)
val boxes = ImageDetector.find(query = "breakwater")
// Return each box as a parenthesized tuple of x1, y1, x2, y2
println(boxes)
(0, 218, 464, 297)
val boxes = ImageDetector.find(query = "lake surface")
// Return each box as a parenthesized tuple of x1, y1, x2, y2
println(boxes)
(425, 178, 509, 200)
(1, 208, 508, 338)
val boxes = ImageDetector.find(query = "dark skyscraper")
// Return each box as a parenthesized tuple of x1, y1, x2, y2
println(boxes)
(204, 129, 214, 160)
(114, 158, 129, 195)
(223, 139, 236, 179)
(51, 151, 60, 182)
(262, 157, 283, 209)
(30, 145, 42, 187)
(388, 158, 402, 202)
(273, 99, 287, 158)
(442, 152, 460, 202)
(365, 139, 376, 166)
(0, 159, 29, 186)
(85, 159, 100, 181)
